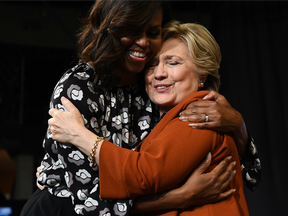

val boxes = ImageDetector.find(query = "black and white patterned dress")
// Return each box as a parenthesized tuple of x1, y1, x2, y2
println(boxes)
(36, 62, 156, 215)
(21, 62, 261, 216)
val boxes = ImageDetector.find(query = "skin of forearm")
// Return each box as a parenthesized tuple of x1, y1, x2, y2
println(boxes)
(71, 126, 103, 163)
(232, 112, 248, 159)
(131, 187, 190, 214)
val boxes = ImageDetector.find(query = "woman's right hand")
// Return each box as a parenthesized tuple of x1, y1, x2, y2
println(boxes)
(131, 153, 237, 214)
(177, 153, 236, 209)
(36, 166, 45, 190)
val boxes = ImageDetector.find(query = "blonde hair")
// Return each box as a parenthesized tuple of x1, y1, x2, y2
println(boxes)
(162, 21, 221, 92)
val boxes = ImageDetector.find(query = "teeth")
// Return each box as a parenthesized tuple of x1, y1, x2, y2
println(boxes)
(130, 51, 146, 58)
(156, 86, 167, 89)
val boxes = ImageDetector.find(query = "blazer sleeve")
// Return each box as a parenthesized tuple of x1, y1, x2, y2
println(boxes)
(99, 118, 229, 199)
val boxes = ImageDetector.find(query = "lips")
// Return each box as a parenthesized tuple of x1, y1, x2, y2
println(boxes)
(154, 84, 171, 92)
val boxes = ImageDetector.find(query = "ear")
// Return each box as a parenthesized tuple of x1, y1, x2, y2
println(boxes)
(198, 75, 207, 89)
(200, 75, 207, 84)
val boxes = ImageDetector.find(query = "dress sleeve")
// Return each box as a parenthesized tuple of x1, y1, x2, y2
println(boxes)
(98, 119, 233, 200)
(240, 135, 261, 191)
(38, 64, 101, 185)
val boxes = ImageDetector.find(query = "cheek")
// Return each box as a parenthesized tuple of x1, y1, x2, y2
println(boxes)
(177, 71, 199, 94)
(186, 77, 199, 93)
(151, 38, 162, 54)
(121, 37, 132, 45)
(145, 74, 153, 93)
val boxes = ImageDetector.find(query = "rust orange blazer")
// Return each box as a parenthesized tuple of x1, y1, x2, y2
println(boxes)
(99, 91, 249, 216)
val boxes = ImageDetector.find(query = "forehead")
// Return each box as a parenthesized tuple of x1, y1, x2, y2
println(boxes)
(159, 37, 190, 58)
(146, 7, 163, 27)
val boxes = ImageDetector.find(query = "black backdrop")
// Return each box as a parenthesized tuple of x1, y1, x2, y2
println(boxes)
(0, 1, 287, 215)
(198, 1, 288, 215)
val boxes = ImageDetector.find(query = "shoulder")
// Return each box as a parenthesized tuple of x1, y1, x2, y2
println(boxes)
(50, 62, 99, 108)
(57, 62, 96, 85)
(54, 63, 96, 93)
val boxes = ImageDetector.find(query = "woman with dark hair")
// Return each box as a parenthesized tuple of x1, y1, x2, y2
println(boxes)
(21, 0, 260, 215)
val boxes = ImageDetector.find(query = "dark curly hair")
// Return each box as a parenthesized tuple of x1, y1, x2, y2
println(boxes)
(77, 0, 171, 89)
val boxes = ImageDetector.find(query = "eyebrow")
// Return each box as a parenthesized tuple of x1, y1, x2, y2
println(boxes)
(150, 25, 162, 29)
(163, 54, 181, 59)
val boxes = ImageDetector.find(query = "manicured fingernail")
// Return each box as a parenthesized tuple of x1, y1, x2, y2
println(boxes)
(206, 152, 211, 161)
(179, 116, 185, 120)
(179, 112, 182, 116)
(233, 161, 236, 167)
(227, 156, 232, 160)
(189, 123, 197, 128)
(203, 95, 208, 99)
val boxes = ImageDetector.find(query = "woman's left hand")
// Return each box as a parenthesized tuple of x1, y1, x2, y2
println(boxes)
(179, 91, 242, 133)
(36, 166, 45, 190)
(49, 97, 101, 159)
(180, 91, 248, 158)
(48, 97, 85, 145)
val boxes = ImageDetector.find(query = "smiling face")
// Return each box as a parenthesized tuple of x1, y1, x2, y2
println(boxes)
(118, 8, 163, 84)
(145, 37, 200, 114)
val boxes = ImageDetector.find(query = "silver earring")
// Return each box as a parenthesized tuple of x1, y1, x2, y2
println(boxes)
(199, 82, 204, 88)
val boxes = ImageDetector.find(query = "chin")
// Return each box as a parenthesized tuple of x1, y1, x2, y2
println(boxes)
(129, 66, 145, 74)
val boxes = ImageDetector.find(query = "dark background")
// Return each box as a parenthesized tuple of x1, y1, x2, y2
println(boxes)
(0, 1, 287, 215)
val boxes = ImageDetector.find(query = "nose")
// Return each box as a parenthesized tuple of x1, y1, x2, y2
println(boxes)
(135, 33, 149, 48)
(154, 63, 167, 80)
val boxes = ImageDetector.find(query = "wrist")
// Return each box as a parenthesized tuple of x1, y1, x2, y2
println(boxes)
(73, 127, 97, 155)
(232, 113, 248, 158)
(231, 110, 243, 136)
(90, 136, 104, 167)
(170, 187, 193, 209)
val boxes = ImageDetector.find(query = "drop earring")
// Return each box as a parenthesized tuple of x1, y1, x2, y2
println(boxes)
(199, 82, 204, 88)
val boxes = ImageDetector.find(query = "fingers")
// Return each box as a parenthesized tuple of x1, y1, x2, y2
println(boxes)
(215, 188, 236, 202)
(189, 123, 207, 129)
(180, 101, 216, 120)
(36, 166, 41, 178)
(48, 108, 58, 118)
(210, 156, 233, 177)
(37, 182, 45, 190)
(209, 157, 237, 196)
(36, 167, 45, 190)
(181, 113, 207, 123)
(61, 97, 79, 115)
(194, 152, 212, 174)
(185, 100, 215, 110)
(48, 118, 59, 135)
(213, 167, 236, 203)
(217, 161, 236, 192)
(203, 91, 221, 101)
(49, 97, 80, 117)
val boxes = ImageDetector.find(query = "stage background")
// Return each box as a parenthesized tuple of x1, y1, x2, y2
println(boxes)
(0, 1, 287, 215)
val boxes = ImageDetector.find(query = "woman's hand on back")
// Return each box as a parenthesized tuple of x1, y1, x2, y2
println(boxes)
(179, 91, 248, 158)
(36, 166, 45, 190)
(179, 91, 241, 133)
(176, 153, 236, 209)
(131, 153, 236, 214)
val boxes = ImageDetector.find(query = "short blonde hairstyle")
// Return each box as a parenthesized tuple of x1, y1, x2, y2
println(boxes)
(162, 21, 221, 92)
